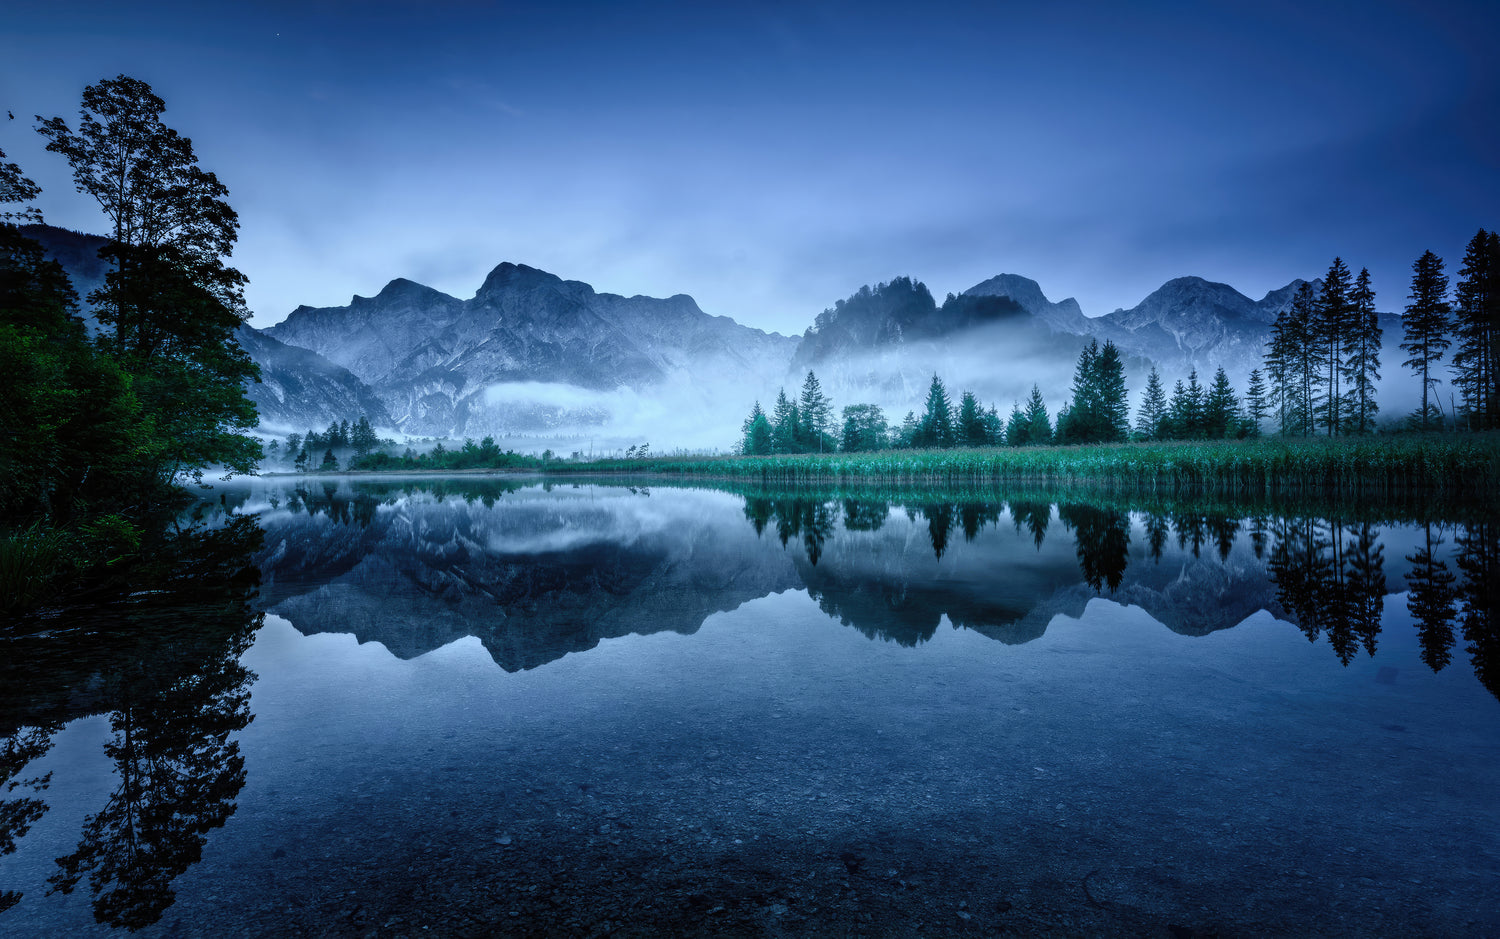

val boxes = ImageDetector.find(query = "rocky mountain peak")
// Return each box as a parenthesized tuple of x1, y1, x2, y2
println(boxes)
(475, 261, 573, 299)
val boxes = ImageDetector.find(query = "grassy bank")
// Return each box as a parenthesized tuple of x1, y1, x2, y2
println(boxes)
(542, 434, 1500, 499)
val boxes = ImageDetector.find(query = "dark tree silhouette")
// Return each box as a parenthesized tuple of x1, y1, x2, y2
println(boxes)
(1402, 250, 1453, 430)
(1314, 257, 1353, 436)
(1453, 230, 1499, 430)
(1407, 523, 1458, 673)
(1344, 268, 1381, 433)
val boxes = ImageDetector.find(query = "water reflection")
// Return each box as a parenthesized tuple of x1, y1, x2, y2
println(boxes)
(4, 478, 1500, 933)
(0, 516, 261, 929)
(238, 478, 1500, 699)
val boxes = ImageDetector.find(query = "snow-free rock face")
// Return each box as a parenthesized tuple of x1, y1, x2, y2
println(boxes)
(266, 262, 799, 438)
(963, 273, 1089, 334)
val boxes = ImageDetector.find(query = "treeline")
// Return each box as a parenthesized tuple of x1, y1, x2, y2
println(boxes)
(2, 77, 261, 613)
(739, 234, 1498, 457)
(1261, 238, 1498, 435)
(266, 418, 547, 472)
(740, 340, 1261, 457)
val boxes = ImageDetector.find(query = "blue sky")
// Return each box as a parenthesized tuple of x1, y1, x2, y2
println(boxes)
(3, 0, 1497, 333)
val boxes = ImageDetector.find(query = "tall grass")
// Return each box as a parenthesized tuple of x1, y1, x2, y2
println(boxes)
(544, 434, 1500, 500)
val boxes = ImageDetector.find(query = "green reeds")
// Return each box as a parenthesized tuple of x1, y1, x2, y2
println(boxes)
(544, 434, 1500, 501)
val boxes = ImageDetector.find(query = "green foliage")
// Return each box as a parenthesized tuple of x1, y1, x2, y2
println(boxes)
(741, 401, 774, 455)
(542, 435, 1500, 503)
(1135, 367, 1168, 440)
(839, 403, 888, 452)
(797, 370, 833, 451)
(1057, 339, 1128, 444)
(915, 374, 955, 448)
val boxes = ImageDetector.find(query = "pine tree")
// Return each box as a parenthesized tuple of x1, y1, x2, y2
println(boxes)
(1314, 257, 1353, 436)
(1344, 268, 1381, 433)
(983, 406, 1004, 445)
(917, 374, 955, 448)
(956, 391, 986, 447)
(1402, 250, 1453, 430)
(1203, 367, 1240, 439)
(352, 416, 377, 456)
(741, 401, 773, 455)
(1243, 368, 1268, 436)
(1022, 385, 1052, 445)
(1095, 340, 1129, 441)
(1453, 229, 1499, 429)
(797, 370, 832, 451)
(1005, 403, 1028, 447)
(770, 388, 798, 453)
(1168, 369, 1206, 438)
(895, 411, 919, 448)
(1268, 283, 1320, 436)
(1134, 367, 1167, 440)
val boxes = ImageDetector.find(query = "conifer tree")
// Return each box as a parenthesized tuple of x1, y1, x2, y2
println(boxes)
(741, 401, 773, 455)
(1168, 369, 1206, 439)
(956, 390, 986, 447)
(771, 388, 798, 452)
(838, 404, 887, 452)
(1344, 268, 1381, 433)
(1022, 385, 1052, 445)
(1244, 367, 1268, 436)
(1203, 367, 1240, 439)
(1402, 250, 1453, 430)
(1095, 340, 1129, 441)
(1453, 229, 1499, 429)
(797, 370, 832, 451)
(1134, 367, 1167, 440)
(917, 373, 955, 448)
(1005, 403, 1028, 447)
(895, 411, 919, 448)
(1314, 257, 1353, 435)
(983, 406, 1004, 445)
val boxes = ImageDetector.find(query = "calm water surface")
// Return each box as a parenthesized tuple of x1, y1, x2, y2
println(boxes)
(2, 478, 1498, 937)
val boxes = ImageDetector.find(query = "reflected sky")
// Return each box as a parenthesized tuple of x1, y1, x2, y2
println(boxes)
(2, 480, 1498, 936)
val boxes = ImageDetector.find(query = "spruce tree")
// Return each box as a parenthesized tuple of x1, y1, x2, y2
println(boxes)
(1135, 367, 1167, 439)
(1005, 403, 1028, 447)
(741, 401, 773, 455)
(895, 411, 919, 448)
(1163, 379, 1187, 439)
(797, 370, 832, 451)
(1402, 250, 1453, 430)
(1314, 257, 1353, 436)
(918, 374, 955, 448)
(1344, 267, 1381, 433)
(1096, 340, 1129, 441)
(1453, 229, 1499, 429)
(1023, 385, 1052, 445)
(983, 406, 1004, 445)
(1204, 367, 1240, 439)
(956, 391, 986, 447)
(771, 389, 798, 453)
(1244, 368, 1268, 436)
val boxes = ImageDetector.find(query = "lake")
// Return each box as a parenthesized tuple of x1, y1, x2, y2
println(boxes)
(2, 477, 1497, 937)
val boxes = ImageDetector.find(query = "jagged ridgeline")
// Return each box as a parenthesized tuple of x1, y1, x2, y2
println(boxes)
(24, 223, 1419, 451)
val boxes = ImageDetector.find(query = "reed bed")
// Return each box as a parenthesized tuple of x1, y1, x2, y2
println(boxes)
(544, 434, 1500, 501)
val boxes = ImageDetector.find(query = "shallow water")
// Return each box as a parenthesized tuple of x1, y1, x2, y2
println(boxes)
(2, 478, 1498, 937)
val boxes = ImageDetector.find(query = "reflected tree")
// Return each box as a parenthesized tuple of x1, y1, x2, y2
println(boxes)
(1059, 503, 1131, 592)
(1455, 520, 1499, 700)
(958, 502, 1002, 543)
(1008, 500, 1050, 549)
(1346, 523, 1386, 658)
(918, 503, 957, 560)
(0, 724, 58, 913)
(31, 516, 263, 930)
(1407, 523, 1459, 673)
(841, 499, 888, 532)
(1144, 512, 1170, 562)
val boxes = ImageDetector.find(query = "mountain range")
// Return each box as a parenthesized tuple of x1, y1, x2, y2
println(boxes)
(21, 223, 1411, 448)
